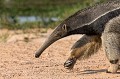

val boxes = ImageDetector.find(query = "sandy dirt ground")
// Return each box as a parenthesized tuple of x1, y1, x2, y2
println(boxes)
(0, 29, 120, 79)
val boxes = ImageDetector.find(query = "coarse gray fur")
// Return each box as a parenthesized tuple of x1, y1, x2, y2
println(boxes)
(103, 16, 120, 61)
(102, 15, 120, 73)
(62, 0, 120, 35)
(67, 7, 120, 35)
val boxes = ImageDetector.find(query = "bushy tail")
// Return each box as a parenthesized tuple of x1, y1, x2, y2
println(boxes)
(70, 35, 102, 60)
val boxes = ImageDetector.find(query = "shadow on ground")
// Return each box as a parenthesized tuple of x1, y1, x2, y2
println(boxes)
(80, 69, 120, 74)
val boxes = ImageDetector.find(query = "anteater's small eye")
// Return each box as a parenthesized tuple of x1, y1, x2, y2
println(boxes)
(62, 24, 67, 32)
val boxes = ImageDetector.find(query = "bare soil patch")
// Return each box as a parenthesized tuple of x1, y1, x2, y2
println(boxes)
(0, 29, 120, 79)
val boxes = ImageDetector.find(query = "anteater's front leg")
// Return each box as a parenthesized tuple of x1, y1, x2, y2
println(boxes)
(64, 35, 101, 69)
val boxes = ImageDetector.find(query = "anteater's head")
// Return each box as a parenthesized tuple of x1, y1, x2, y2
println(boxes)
(35, 23, 72, 58)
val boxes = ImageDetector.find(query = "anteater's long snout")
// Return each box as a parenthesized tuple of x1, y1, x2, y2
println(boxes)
(35, 34, 59, 58)
(35, 24, 68, 58)
(35, 38, 51, 58)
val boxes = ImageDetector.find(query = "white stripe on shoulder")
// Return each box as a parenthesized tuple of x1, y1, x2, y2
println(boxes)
(82, 7, 120, 26)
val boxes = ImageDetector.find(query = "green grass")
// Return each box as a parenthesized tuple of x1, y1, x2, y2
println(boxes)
(0, 0, 107, 30)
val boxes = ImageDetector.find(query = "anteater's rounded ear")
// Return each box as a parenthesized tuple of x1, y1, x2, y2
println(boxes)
(62, 24, 67, 32)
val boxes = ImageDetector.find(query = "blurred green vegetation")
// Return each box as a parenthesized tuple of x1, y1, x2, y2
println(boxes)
(0, 0, 108, 30)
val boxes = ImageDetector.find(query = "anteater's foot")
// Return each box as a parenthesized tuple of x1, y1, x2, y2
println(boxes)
(64, 58, 76, 69)
(106, 64, 119, 73)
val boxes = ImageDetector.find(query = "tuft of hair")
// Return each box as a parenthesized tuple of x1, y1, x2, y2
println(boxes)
(70, 35, 102, 60)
